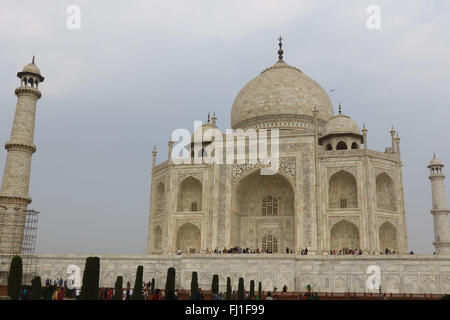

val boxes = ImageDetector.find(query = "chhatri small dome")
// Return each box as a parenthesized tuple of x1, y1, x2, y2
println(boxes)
(17, 56, 45, 82)
(428, 154, 444, 168)
(22, 62, 41, 75)
(323, 106, 361, 137)
(191, 114, 222, 143)
(231, 39, 333, 129)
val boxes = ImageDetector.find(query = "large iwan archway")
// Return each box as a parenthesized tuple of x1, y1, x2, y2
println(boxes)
(176, 223, 201, 253)
(231, 171, 295, 251)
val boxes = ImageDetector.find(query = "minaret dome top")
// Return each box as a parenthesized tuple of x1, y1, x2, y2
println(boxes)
(17, 56, 44, 82)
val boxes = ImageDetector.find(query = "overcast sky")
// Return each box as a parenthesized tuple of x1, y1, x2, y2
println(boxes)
(0, 0, 449, 254)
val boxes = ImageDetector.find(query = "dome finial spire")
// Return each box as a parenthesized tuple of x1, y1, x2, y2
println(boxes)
(32, 55, 35, 64)
(338, 102, 342, 114)
(278, 36, 284, 61)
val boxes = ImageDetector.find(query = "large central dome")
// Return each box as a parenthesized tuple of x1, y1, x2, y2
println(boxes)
(231, 59, 334, 129)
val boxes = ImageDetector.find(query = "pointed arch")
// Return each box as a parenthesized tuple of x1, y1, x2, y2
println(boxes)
(330, 220, 360, 251)
(177, 176, 202, 212)
(233, 166, 296, 191)
(329, 170, 358, 208)
(262, 277, 274, 292)
(376, 173, 396, 211)
(379, 221, 397, 252)
(153, 225, 162, 252)
(176, 223, 201, 253)
(155, 182, 165, 213)
(231, 170, 295, 251)
(336, 141, 348, 150)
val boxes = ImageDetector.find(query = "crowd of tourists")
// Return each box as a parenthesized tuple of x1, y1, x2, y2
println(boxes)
(176, 247, 301, 255)
(329, 248, 363, 255)
(299, 248, 309, 255)
(19, 277, 322, 300)
(329, 248, 404, 255)
(382, 248, 397, 255)
(44, 278, 65, 287)
(175, 247, 416, 256)
(99, 282, 167, 300)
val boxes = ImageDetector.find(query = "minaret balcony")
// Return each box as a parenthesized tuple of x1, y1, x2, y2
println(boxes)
(5, 142, 36, 153)
(15, 86, 41, 98)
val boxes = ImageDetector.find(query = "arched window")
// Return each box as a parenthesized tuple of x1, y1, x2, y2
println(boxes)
(329, 170, 358, 208)
(336, 141, 348, 150)
(326, 143, 332, 150)
(379, 222, 397, 252)
(262, 195, 278, 216)
(262, 235, 278, 253)
(376, 173, 396, 211)
(153, 226, 162, 251)
(330, 220, 360, 251)
(155, 182, 165, 213)
(177, 177, 202, 212)
(176, 223, 201, 253)
(351, 142, 359, 149)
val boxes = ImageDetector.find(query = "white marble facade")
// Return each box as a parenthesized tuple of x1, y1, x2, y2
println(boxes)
(31, 254, 450, 294)
(147, 54, 408, 257)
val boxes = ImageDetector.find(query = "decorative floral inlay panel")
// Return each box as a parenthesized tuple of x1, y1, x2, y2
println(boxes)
(232, 157, 296, 185)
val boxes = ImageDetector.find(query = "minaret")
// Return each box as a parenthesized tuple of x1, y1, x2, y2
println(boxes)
(0, 58, 44, 254)
(428, 154, 450, 255)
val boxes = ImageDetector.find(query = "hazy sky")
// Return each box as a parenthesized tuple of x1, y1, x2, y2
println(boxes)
(0, 0, 449, 254)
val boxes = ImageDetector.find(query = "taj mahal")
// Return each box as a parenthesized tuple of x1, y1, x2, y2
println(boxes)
(148, 40, 410, 257)
(1, 40, 450, 294)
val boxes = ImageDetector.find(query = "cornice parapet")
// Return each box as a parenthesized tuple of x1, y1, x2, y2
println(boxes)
(318, 149, 400, 162)
(433, 241, 450, 247)
(366, 149, 401, 162)
(153, 160, 169, 174)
